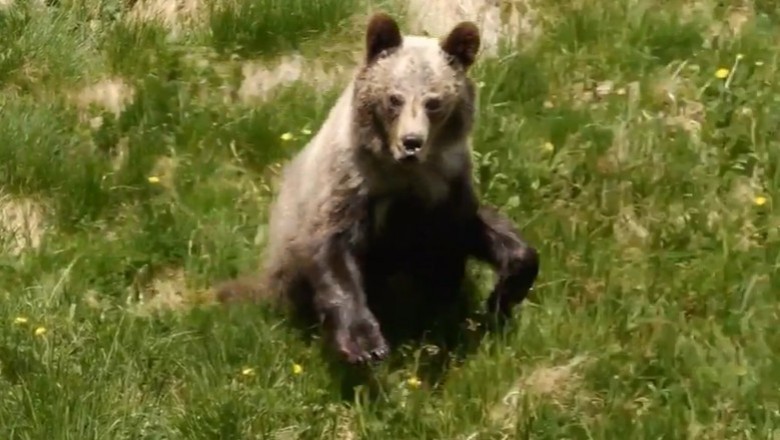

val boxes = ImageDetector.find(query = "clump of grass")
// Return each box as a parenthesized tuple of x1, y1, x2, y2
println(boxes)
(207, 0, 361, 58)
(101, 18, 174, 78)
(0, 2, 30, 85)
(0, 1, 103, 90)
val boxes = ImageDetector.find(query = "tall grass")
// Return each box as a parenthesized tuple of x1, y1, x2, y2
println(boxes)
(208, 0, 362, 58)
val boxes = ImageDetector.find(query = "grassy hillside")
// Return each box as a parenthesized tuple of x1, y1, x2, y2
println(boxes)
(1, 0, 779, 438)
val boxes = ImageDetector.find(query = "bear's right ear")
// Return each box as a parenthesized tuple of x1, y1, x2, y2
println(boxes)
(365, 12, 402, 64)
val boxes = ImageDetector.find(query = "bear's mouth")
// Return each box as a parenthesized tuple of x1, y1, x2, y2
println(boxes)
(400, 147, 421, 160)
(395, 150, 422, 164)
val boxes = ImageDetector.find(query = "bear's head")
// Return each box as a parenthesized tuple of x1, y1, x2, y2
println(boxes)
(353, 13, 481, 167)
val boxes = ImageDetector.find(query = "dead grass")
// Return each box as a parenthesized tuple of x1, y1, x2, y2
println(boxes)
(332, 405, 357, 440)
(129, 266, 193, 315)
(238, 53, 353, 103)
(678, 0, 756, 44)
(487, 355, 592, 429)
(0, 193, 47, 255)
(126, 0, 205, 32)
(72, 77, 135, 117)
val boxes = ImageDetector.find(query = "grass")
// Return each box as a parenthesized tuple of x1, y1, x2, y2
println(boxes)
(0, 0, 779, 438)
(207, 0, 362, 58)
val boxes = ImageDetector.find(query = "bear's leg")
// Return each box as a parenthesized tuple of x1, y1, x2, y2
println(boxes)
(467, 205, 540, 322)
(305, 235, 390, 364)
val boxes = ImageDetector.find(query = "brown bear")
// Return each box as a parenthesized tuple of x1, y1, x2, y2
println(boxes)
(215, 12, 540, 364)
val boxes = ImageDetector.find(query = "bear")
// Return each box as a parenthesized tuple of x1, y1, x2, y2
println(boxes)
(215, 12, 540, 365)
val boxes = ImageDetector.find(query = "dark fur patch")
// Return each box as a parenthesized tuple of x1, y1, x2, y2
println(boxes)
(441, 22, 481, 69)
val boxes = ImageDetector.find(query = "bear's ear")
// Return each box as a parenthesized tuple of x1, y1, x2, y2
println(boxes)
(365, 12, 403, 64)
(441, 21, 481, 69)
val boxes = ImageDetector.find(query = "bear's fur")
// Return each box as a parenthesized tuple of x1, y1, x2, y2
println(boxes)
(215, 12, 540, 364)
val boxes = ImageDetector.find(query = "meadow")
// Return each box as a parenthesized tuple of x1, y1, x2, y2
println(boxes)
(0, 0, 779, 438)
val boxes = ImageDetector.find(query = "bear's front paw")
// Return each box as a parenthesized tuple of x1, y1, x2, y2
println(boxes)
(332, 312, 389, 364)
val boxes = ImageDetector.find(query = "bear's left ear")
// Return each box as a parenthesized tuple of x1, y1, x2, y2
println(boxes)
(441, 21, 481, 69)
(365, 12, 403, 64)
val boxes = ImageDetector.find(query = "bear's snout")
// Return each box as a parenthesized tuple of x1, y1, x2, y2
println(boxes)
(401, 134, 424, 154)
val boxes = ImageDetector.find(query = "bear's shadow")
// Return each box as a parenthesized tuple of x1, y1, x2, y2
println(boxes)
(285, 271, 516, 402)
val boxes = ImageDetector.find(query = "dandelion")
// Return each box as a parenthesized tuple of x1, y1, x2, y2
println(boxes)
(34, 326, 46, 336)
(406, 376, 422, 389)
(542, 142, 554, 152)
(13, 316, 28, 325)
(715, 68, 730, 79)
(280, 132, 294, 141)
(292, 363, 303, 375)
(147, 176, 160, 184)
(241, 367, 255, 376)
(754, 196, 767, 206)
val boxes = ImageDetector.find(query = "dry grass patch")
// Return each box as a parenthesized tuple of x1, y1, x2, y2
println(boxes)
(126, 0, 205, 32)
(128, 266, 203, 315)
(0, 192, 48, 256)
(238, 52, 358, 103)
(695, 0, 756, 40)
(487, 355, 593, 429)
(328, 404, 358, 440)
(72, 77, 135, 118)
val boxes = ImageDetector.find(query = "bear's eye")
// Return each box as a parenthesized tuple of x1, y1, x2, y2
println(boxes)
(424, 98, 442, 113)
(388, 94, 404, 107)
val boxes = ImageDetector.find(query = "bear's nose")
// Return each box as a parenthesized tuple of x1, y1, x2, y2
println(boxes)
(401, 135, 423, 154)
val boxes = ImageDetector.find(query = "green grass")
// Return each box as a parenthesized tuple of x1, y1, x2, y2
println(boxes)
(207, 0, 363, 58)
(1, 0, 779, 438)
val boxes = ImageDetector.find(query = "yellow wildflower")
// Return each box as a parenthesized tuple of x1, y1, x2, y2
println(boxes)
(147, 176, 160, 184)
(754, 196, 767, 206)
(292, 363, 303, 375)
(280, 132, 294, 141)
(241, 367, 255, 376)
(406, 376, 422, 389)
(542, 142, 554, 152)
(300, 128, 312, 135)
(715, 68, 730, 79)
(13, 316, 28, 325)
(34, 326, 46, 336)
